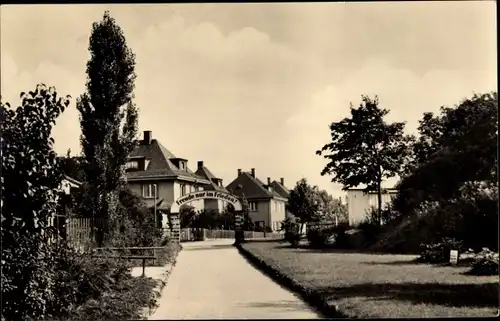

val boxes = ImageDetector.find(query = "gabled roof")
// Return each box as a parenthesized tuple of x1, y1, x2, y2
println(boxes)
(195, 165, 228, 192)
(270, 180, 290, 198)
(226, 172, 287, 200)
(195, 165, 218, 181)
(126, 139, 210, 183)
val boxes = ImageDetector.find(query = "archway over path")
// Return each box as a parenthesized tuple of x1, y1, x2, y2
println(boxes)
(166, 191, 244, 243)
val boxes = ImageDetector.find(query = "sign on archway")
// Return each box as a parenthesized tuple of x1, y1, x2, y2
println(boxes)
(170, 191, 242, 213)
(166, 190, 245, 244)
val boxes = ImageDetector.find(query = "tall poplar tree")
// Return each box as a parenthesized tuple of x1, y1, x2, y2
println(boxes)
(77, 11, 138, 244)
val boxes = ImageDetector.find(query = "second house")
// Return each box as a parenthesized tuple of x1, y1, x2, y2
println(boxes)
(226, 168, 289, 231)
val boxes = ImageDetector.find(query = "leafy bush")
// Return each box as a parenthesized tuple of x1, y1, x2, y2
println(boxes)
(1, 84, 72, 321)
(47, 241, 132, 318)
(306, 228, 329, 248)
(357, 221, 383, 246)
(417, 237, 465, 264)
(64, 272, 157, 321)
(281, 216, 301, 247)
(466, 248, 499, 276)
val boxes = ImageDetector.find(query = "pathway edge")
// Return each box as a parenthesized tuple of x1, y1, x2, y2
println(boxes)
(139, 246, 182, 320)
(235, 243, 350, 319)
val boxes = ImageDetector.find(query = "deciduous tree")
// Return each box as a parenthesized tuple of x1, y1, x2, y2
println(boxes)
(317, 189, 348, 224)
(1, 85, 71, 320)
(317, 95, 411, 225)
(287, 178, 321, 233)
(394, 92, 498, 215)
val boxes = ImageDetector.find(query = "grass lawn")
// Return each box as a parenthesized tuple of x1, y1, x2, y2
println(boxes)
(240, 241, 499, 318)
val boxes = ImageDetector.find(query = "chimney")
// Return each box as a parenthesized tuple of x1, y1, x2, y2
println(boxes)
(280, 177, 284, 185)
(143, 131, 152, 145)
(198, 161, 204, 169)
(267, 177, 271, 185)
(251, 168, 255, 178)
(237, 169, 242, 176)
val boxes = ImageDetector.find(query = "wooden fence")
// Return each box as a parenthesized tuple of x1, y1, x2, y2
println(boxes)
(64, 217, 109, 246)
(180, 228, 283, 242)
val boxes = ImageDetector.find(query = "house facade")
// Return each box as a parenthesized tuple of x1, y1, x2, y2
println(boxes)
(125, 131, 226, 218)
(226, 168, 288, 231)
(269, 178, 292, 218)
(346, 188, 398, 226)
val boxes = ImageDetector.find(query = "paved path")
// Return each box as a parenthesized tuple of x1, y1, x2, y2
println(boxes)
(149, 239, 322, 319)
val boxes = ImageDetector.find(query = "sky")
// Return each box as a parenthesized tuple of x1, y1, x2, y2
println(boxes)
(1, 2, 497, 198)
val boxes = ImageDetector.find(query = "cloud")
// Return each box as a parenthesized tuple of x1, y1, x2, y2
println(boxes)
(128, 14, 314, 162)
(283, 58, 497, 196)
(1, 52, 85, 155)
(1, 3, 496, 199)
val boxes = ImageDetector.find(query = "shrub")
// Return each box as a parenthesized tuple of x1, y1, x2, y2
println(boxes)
(281, 216, 301, 247)
(417, 237, 465, 264)
(65, 272, 156, 321)
(306, 228, 328, 248)
(466, 248, 499, 276)
(47, 241, 132, 318)
(357, 220, 383, 246)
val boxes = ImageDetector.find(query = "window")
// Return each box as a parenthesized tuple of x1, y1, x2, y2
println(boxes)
(248, 202, 257, 212)
(180, 184, 186, 196)
(142, 184, 157, 198)
(125, 160, 139, 170)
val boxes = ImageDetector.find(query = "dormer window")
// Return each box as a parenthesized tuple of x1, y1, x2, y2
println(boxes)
(125, 157, 148, 171)
(171, 158, 188, 171)
(125, 160, 139, 171)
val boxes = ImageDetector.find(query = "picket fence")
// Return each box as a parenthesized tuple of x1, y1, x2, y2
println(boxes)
(64, 217, 109, 246)
(65, 218, 284, 244)
(180, 228, 283, 242)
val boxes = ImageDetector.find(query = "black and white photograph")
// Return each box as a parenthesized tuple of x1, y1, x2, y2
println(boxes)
(1, 1, 498, 320)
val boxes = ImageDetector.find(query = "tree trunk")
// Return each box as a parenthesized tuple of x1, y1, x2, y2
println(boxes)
(377, 178, 382, 226)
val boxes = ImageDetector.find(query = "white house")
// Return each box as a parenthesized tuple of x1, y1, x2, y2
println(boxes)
(346, 188, 398, 226)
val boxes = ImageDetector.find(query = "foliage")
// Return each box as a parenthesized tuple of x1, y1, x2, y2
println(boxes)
(317, 95, 412, 225)
(66, 276, 156, 321)
(372, 180, 498, 254)
(1, 84, 71, 321)
(287, 178, 322, 229)
(417, 237, 465, 264)
(110, 186, 163, 248)
(466, 248, 499, 276)
(281, 215, 301, 247)
(316, 189, 349, 224)
(58, 149, 86, 183)
(371, 92, 498, 254)
(306, 228, 330, 248)
(394, 92, 498, 215)
(77, 11, 138, 245)
(356, 221, 383, 246)
(180, 205, 198, 228)
(47, 242, 132, 318)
